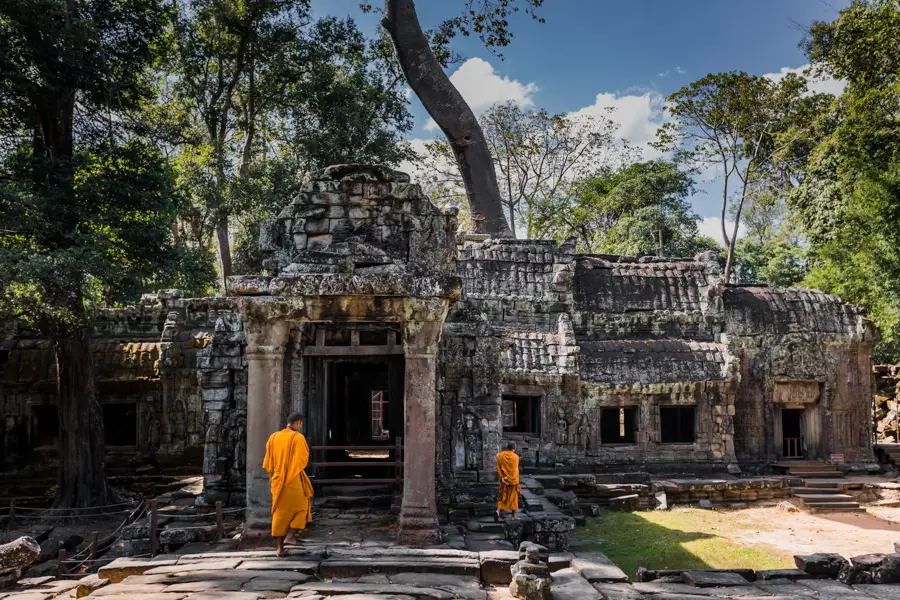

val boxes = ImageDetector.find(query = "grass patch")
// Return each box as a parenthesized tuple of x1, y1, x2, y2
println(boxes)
(575, 508, 794, 578)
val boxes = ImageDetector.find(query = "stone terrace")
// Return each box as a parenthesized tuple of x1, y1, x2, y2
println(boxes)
(9, 546, 900, 599)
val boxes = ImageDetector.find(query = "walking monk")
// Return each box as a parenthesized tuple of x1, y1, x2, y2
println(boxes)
(495, 441, 521, 521)
(263, 412, 314, 556)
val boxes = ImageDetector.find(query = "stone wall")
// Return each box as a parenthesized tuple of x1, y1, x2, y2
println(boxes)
(0, 166, 879, 514)
(0, 293, 248, 493)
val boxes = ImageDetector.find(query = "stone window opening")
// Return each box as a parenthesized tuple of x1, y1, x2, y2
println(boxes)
(31, 404, 59, 448)
(324, 328, 351, 347)
(103, 402, 138, 447)
(601, 407, 637, 444)
(502, 395, 542, 434)
(659, 405, 696, 444)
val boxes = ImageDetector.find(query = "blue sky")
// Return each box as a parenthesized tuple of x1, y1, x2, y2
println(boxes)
(311, 0, 849, 237)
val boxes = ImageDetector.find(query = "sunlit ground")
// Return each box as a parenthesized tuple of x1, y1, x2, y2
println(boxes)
(575, 505, 900, 578)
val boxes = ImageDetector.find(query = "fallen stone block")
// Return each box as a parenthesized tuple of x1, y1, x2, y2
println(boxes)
(755, 569, 810, 581)
(682, 570, 751, 587)
(590, 582, 644, 599)
(570, 553, 628, 583)
(548, 553, 573, 573)
(0, 536, 41, 586)
(549, 568, 601, 600)
(481, 550, 520, 584)
(75, 574, 109, 598)
(794, 553, 849, 578)
(873, 553, 900, 584)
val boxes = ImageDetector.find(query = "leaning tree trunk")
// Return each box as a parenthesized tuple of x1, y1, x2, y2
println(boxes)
(215, 215, 233, 288)
(383, 0, 512, 237)
(54, 334, 109, 507)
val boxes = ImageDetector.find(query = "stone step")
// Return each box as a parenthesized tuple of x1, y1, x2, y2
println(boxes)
(318, 556, 480, 579)
(313, 494, 394, 509)
(805, 501, 864, 512)
(802, 480, 843, 488)
(791, 487, 844, 495)
(794, 493, 855, 502)
(789, 470, 843, 478)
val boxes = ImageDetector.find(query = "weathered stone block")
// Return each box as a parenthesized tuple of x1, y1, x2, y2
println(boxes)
(795, 553, 849, 577)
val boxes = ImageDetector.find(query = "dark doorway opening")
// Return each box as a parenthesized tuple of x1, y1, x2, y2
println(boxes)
(103, 403, 138, 446)
(313, 356, 404, 482)
(31, 404, 59, 448)
(782, 408, 804, 458)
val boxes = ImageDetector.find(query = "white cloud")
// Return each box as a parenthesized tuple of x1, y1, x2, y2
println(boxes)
(657, 66, 687, 78)
(698, 217, 746, 244)
(569, 91, 668, 159)
(764, 64, 846, 97)
(424, 58, 538, 131)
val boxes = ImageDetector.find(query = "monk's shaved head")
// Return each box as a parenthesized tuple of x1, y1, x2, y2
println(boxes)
(287, 412, 304, 427)
(506, 441, 516, 451)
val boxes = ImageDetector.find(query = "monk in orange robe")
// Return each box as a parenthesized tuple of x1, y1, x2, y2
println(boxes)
(263, 412, 314, 556)
(495, 441, 521, 521)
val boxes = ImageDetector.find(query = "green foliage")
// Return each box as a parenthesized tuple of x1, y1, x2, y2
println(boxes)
(153, 1, 413, 277)
(416, 100, 632, 238)
(0, 0, 215, 337)
(538, 161, 717, 258)
(656, 71, 813, 282)
(0, 141, 216, 334)
(795, 0, 900, 361)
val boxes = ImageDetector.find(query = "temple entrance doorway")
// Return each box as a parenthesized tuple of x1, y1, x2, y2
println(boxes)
(782, 408, 805, 459)
(306, 354, 404, 485)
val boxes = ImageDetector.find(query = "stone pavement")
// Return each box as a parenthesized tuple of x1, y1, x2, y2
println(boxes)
(6, 546, 900, 599)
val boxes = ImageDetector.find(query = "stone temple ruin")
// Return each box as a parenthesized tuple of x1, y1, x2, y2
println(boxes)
(0, 164, 878, 542)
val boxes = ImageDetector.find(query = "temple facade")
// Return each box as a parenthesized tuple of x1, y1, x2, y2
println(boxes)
(0, 165, 877, 541)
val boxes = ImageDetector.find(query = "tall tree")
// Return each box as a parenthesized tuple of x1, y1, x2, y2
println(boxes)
(655, 72, 809, 282)
(537, 161, 718, 257)
(380, 0, 546, 237)
(157, 4, 414, 284)
(416, 101, 631, 237)
(796, 0, 900, 361)
(0, 0, 213, 507)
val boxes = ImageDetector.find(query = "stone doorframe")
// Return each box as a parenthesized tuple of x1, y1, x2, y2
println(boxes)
(240, 295, 451, 546)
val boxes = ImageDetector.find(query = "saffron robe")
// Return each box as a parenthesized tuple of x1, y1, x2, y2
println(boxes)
(263, 428, 314, 537)
(496, 450, 521, 512)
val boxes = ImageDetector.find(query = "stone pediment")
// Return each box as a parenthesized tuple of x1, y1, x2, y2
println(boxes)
(228, 164, 460, 300)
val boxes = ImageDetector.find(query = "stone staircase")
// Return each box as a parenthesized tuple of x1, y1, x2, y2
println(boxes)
(777, 460, 843, 479)
(779, 462, 865, 513)
(792, 481, 864, 512)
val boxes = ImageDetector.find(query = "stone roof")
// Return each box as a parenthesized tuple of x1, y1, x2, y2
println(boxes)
(578, 339, 728, 384)
(573, 256, 715, 314)
(724, 286, 870, 336)
(500, 332, 571, 375)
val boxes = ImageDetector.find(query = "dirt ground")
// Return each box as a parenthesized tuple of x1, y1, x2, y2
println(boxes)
(707, 505, 900, 557)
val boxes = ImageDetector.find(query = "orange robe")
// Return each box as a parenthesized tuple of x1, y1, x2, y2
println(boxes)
(263, 428, 314, 537)
(496, 450, 521, 512)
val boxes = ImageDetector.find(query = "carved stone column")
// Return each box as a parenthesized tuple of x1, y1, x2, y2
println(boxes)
(398, 319, 444, 545)
(244, 320, 290, 530)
